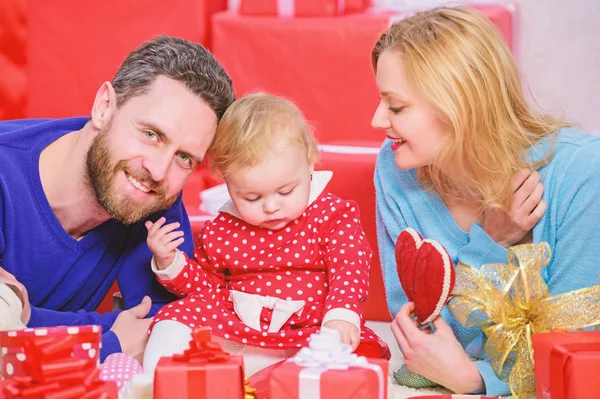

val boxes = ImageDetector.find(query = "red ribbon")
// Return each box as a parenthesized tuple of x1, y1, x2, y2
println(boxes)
(172, 327, 230, 364)
(170, 327, 231, 398)
(2, 335, 113, 398)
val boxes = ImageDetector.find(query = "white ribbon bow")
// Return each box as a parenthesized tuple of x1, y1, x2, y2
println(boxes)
(230, 290, 305, 333)
(292, 327, 384, 399)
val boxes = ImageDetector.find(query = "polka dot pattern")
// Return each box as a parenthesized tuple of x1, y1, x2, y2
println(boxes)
(0, 326, 101, 377)
(99, 353, 142, 388)
(152, 191, 386, 352)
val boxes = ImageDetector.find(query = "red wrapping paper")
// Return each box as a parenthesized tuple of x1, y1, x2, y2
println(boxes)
(153, 327, 244, 399)
(533, 330, 600, 399)
(0, 0, 27, 120)
(239, 0, 369, 17)
(269, 358, 388, 399)
(213, 4, 514, 144)
(0, 329, 116, 399)
(0, 379, 117, 399)
(1, 326, 101, 379)
(26, 0, 227, 119)
(154, 356, 244, 399)
(404, 396, 500, 399)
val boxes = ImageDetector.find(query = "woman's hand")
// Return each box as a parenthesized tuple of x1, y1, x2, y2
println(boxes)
(391, 302, 485, 394)
(483, 169, 546, 247)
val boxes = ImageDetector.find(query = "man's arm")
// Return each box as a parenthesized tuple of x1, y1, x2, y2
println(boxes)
(20, 302, 123, 362)
(28, 305, 119, 330)
(27, 300, 157, 363)
(108, 196, 193, 363)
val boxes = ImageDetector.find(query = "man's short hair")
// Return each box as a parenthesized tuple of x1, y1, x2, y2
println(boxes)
(112, 35, 235, 120)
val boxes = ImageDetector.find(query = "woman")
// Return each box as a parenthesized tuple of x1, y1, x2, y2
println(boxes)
(371, 6, 600, 396)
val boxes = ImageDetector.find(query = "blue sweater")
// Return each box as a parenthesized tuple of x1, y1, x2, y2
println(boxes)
(0, 118, 194, 362)
(374, 128, 600, 396)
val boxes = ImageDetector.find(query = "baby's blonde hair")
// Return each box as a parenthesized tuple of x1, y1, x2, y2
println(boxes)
(372, 6, 569, 208)
(208, 92, 319, 177)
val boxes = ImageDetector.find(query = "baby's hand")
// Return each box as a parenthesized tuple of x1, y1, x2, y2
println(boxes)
(323, 320, 360, 350)
(145, 217, 184, 270)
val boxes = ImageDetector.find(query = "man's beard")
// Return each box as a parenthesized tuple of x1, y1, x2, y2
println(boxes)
(85, 128, 178, 224)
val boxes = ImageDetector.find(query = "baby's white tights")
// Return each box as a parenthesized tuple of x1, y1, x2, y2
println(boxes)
(119, 320, 298, 399)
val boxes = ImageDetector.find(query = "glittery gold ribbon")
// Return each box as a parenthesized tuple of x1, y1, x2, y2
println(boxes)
(244, 379, 257, 399)
(448, 243, 600, 399)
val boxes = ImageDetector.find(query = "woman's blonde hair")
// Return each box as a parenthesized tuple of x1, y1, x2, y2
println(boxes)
(208, 92, 319, 177)
(372, 6, 569, 208)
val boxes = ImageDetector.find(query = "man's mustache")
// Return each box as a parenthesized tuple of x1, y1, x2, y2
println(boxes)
(117, 163, 166, 196)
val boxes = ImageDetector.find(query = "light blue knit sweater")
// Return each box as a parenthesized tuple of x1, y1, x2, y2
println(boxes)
(374, 128, 600, 396)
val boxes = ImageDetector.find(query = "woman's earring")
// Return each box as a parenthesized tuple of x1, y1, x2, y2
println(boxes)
(310, 173, 313, 181)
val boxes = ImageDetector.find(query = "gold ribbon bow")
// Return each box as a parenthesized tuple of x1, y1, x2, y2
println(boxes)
(244, 379, 257, 399)
(448, 243, 600, 399)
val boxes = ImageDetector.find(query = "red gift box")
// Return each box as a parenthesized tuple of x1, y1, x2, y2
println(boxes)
(0, 379, 118, 399)
(239, 0, 369, 17)
(0, 328, 116, 399)
(405, 396, 499, 399)
(154, 356, 244, 399)
(213, 4, 514, 144)
(0, 326, 101, 379)
(533, 330, 600, 399)
(0, 0, 27, 120)
(25, 0, 227, 119)
(270, 357, 388, 399)
(154, 328, 245, 399)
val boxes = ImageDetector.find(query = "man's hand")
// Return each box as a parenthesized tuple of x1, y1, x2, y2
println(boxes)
(0, 267, 31, 324)
(110, 296, 154, 364)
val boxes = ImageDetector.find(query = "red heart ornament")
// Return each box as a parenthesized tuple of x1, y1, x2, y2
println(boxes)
(395, 228, 456, 324)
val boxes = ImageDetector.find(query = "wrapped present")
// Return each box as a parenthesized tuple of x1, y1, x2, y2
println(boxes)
(0, 0, 27, 120)
(154, 327, 244, 399)
(98, 353, 142, 389)
(1, 326, 101, 379)
(0, 331, 117, 398)
(448, 243, 600, 399)
(533, 331, 600, 399)
(239, 0, 369, 17)
(26, 0, 227, 119)
(404, 396, 501, 399)
(270, 327, 388, 399)
(212, 4, 514, 144)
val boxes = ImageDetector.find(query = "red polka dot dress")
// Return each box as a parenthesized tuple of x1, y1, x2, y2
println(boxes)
(152, 188, 389, 358)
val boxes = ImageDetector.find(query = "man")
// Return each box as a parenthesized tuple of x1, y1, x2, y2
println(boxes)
(0, 35, 235, 362)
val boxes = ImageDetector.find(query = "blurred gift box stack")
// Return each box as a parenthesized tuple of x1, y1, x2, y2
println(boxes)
(1, 325, 389, 399)
(0, 0, 516, 325)
(6, 2, 600, 398)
